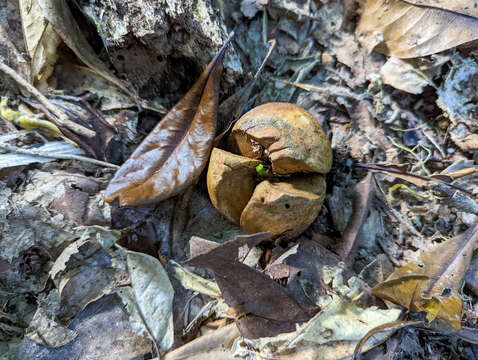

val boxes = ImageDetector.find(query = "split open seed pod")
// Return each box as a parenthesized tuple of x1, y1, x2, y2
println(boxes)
(207, 102, 332, 239)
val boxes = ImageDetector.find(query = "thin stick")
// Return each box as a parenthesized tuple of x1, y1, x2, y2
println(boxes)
(0, 60, 95, 138)
(0, 142, 119, 169)
(354, 163, 474, 196)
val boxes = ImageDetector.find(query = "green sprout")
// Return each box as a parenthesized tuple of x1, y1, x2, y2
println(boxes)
(256, 164, 268, 177)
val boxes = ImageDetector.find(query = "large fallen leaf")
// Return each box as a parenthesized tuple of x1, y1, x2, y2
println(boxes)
(125, 249, 174, 350)
(105, 42, 228, 206)
(373, 224, 478, 330)
(356, 0, 478, 58)
(187, 233, 311, 338)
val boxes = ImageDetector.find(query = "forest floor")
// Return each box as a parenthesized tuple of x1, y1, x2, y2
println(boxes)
(1, 0, 478, 359)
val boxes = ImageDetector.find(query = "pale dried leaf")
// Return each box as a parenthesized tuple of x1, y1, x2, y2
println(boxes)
(404, 0, 478, 17)
(164, 324, 239, 360)
(0, 141, 85, 169)
(357, 0, 478, 58)
(19, 0, 62, 88)
(38, 0, 130, 94)
(380, 57, 431, 94)
(126, 249, 174, 350)
(169, 260, 221, 298)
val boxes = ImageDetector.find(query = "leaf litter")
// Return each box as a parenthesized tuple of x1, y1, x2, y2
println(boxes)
(2, 0, 478, 359)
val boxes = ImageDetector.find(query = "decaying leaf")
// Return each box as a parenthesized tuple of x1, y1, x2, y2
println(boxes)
(356, 0, 478, 58)
(233, 265, 401, 360)
(18, 295, 151, 359)
(125, 249, 174, 350)
(0, 140, 85, 169)
(436, 55, 478, 152)
(47, 95, 123, 163)
(380, 57, 431, 95)
(187, 233, 311, 338)
(164, 323, 239, 360)
(105, 41, 229, 206)
(19, 0, 130, 95)
(25, 296, 77, 348)
(373, 224, 478, 330)
(19, 0, 62, 89)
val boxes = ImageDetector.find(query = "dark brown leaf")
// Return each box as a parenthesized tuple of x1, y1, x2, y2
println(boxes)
(186, 233, 310, 338)
(105, 40, 230, 206)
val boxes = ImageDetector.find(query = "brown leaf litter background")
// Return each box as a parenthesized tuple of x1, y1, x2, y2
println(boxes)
(2, 1, 478, 360)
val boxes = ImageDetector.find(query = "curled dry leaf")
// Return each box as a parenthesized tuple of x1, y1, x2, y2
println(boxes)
(105, 43, 228, 206)
(19, 0, 61, 89)
(163, 323, 239, 360)
(356, 0, 478, 58)
(372, 224, 478, 331)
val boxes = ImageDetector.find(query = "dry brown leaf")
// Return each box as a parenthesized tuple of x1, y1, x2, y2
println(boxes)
(19, 0, 61, 89)
(356, 0, 478, 58)
(373, 224, 478, 330)
(163, 324, 239, 360)
(39, 0, 131, 94)
(404, 0, 478, 17)
(187, 234, 311, 339)
(19, 0, 130, 94)
(105, 42, 228, 206)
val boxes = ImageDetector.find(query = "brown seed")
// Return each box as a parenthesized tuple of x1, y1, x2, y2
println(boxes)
(240, 174, 326, 238)
(207, 148, 262, 224)
(229, 102, 332, 175)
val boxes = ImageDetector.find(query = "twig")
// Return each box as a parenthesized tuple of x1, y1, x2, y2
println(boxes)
(336, 172, 375, 265)
(0, 60, 95, 138)
(354, 163, 474, 197)
(0, 142, 119, 169)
